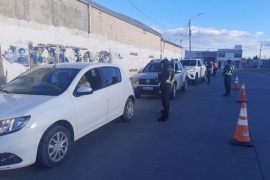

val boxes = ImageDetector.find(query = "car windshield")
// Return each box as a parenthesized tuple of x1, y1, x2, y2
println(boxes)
(1, 67, 80, 96)
(143, 63, 161, 72)
(181, 60, 196, 66)
(142, 63, 173, 72)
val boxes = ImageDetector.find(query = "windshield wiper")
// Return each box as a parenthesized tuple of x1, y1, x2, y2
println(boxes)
(0, 89, 10, 93)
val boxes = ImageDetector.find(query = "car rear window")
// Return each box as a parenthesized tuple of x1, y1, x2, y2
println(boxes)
(181, 60, 196, 66)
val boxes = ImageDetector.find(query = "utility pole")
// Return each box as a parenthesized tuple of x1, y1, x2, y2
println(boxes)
(189, 19, 191, 58)
(259, 43, 262, 59)
(189, 13, 203, 59)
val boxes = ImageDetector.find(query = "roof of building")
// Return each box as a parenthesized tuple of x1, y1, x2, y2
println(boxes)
(79, 0, 182, 48)
(163, 39, 182, 48)
(218, 49, 243, 52)
(80, 0, 161, 37)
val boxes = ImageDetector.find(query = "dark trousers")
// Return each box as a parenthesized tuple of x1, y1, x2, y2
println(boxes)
(207, 70, 211, 83)
(213, 68, 217, 76)
(161, 83, 172, 117)
(224, 75, 232, 95)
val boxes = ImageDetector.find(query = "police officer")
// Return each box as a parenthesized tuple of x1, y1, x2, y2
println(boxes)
(206, 60, 213, 84)
(158, 59, 174, 121)
(222, 59, 234, 96)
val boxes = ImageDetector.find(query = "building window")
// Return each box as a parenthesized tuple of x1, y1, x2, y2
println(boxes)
(234, 53, 242, 58)
(218, 53, 225, 57)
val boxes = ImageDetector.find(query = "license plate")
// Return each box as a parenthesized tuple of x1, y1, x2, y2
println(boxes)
(143, 86, 153, 90)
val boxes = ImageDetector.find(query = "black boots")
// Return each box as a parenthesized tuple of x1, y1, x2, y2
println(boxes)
(158, 110, 169, 121)
(157, 115, 168, 121)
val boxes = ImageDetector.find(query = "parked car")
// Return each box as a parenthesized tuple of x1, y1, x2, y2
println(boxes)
(180, 59, 206, 85)
(0, 62, 135, 170)
(131, 59, 188, 99)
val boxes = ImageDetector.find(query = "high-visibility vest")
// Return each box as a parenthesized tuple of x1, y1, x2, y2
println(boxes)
(226, 64, 234, 76)
(166, 68, 175, 84)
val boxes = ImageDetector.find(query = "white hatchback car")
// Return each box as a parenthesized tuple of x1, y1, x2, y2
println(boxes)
(0, 63, 135, 170)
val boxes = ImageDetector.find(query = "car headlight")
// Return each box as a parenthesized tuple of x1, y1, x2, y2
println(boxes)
(0, 116, 31, 135)
(188, 68, 195, 72)
(132, 78, 139, 85)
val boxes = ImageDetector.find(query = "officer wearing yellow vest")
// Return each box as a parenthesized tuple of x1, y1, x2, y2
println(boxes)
(222, 59, 234, 96)
(158, 59, 174, 121)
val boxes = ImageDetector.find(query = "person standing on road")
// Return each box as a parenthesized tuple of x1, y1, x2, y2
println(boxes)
(206, 60, 213, 84)
(222, 59, 234, 96)
(212, 62, 218, 76)
(158, 59, 174, 121)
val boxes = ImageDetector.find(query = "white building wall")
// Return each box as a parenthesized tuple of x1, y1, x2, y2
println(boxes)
(0, 15, 164, 79)
(0, 0, 182, 83)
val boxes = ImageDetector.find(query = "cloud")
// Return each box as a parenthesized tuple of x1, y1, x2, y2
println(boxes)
(255, 32, 264, 37)
(260, 39, 270, 46)
(159, 26, 270, 59)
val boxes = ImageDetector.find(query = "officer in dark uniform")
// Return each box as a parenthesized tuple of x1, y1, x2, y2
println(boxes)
(222, 59, 234, 96)
(206, 60, 213, 84)
(158, 59, 174, 121)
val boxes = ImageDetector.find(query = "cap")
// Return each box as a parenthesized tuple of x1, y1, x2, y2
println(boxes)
(160, 59, 169, 65)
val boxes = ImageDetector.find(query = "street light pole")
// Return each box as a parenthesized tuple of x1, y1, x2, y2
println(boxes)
(189, 13, 203, 59)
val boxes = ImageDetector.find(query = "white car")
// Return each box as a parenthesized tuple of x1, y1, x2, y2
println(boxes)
(180, 59, 206, 85)
(132, 59, 188, 99)
(0, 62, 135, 170)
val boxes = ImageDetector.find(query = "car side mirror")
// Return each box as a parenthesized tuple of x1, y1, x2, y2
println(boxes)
(138, 68, 143, 73)
(74, 86, 93, 97)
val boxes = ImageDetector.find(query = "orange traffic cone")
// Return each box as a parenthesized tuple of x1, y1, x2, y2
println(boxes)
(232, 76, 240, 90)
(236, 82, 247, 103)
(231, 102, 253, 147)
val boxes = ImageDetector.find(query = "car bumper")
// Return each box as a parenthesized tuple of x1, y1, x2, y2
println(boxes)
(0, 127, 44, 170)
(133, 85, 160, 95)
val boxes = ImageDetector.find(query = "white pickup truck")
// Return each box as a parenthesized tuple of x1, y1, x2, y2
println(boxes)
(180, 59, 206, 85)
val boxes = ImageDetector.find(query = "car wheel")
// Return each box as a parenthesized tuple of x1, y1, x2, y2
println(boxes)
(36, 125, 71, 168)
(193, 74, 198, 85)
(121, 98, 134, 122)
(170, 83, 176, 99)
(181, 79, 187, 91)
(135, 93, 141, 98)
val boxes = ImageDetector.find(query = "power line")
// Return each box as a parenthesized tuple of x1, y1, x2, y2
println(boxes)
(171, 23, 190, 44)
(128, 0, 170, 29)
(127, 0, 192, 45)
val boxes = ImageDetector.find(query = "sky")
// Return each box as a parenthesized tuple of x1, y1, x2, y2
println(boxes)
(91, 0, 270, 59)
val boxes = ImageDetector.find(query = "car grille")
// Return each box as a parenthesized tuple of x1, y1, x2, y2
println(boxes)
(139, 79, 158, 85)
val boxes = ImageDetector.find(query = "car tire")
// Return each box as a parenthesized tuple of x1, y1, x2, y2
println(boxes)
(135, 93, 141, 98)
(170, 83, 176, 99)
(121, 98, 134, 122)
(181, 79, 187, 91)
(36, 125, 71, 168)
(193, 74, 198, 85)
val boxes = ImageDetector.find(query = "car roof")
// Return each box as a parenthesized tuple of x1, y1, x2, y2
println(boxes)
(34, 62, 119, 70)
(149, 59, 178, 64)
(181, 59, 201, 61)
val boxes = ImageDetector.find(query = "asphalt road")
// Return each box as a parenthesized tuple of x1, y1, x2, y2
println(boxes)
(1, 69, 270, 180)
